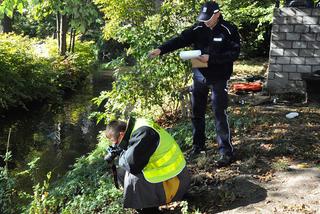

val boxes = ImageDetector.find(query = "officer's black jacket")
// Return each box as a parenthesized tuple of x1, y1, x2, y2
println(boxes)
(158, 17, 240, 81)
(118, 117, 160, 175)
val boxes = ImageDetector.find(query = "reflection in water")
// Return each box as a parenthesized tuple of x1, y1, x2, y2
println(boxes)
(0, 71, 112, 193)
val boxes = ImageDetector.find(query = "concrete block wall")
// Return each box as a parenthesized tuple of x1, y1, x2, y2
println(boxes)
(267, 7, 320, 93)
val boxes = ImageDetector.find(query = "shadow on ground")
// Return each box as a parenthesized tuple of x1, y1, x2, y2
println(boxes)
(187, 176, 267, 213)
(161, 175, 267, 214)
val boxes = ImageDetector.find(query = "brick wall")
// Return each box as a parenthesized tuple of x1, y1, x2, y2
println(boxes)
(267, 7, 320, 93)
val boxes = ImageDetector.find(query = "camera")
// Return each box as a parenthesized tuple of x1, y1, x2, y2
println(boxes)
(104, 145, 122, 163)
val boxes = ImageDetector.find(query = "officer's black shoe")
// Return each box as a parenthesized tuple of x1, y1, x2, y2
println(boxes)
(189, 146, 206, 158)
(216, 154, 233, 168)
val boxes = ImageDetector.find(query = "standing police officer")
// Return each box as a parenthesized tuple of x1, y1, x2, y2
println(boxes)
(149, 1, 240, 167)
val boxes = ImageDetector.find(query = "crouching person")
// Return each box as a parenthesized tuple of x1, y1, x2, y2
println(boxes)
(105, 117, 191, 214)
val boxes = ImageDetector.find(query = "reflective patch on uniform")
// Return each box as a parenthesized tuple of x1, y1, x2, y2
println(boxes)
(221, 24, 231, 35)
(193, 26, 203, 31)
(203, 7, 207, 12)
(213, 37, 222, 42)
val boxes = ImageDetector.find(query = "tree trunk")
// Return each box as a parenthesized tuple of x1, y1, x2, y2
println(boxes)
(2, 14, 13, 33)
(68, 28, 73, 53)
(71, 29, 76, 53)
(59, 14, 68, 56)
(56, 12, 61, 50)
(68, 28, 76, 53)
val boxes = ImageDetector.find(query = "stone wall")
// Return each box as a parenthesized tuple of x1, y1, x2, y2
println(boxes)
(267, 7, 320, 93)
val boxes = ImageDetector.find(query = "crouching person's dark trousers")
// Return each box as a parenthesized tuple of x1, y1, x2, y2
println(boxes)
(191, 69, 233, 156)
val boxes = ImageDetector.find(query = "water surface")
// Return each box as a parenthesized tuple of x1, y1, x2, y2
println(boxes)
(0, 70, 112, 192)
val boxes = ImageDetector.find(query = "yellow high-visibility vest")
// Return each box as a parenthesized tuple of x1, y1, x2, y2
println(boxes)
(131, 118, 186, 183)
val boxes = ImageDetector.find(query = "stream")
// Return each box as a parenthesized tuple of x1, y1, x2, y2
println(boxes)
(0, 70, 113, 193)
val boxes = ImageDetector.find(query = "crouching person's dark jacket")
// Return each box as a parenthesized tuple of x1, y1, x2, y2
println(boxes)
(117, 117, 190, 209)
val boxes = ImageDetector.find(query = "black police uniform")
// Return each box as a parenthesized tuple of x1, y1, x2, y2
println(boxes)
(158, 16, 240, 157)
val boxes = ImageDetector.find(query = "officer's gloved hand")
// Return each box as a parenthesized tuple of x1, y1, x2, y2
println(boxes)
(104, 145, 123, 164)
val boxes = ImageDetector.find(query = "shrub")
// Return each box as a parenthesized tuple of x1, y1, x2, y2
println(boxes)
(0, 34, 96, 112)
(0, 150, 16, 214)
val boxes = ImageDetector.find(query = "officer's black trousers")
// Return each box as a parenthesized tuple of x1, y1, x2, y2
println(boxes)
(191, 69, 233, 156)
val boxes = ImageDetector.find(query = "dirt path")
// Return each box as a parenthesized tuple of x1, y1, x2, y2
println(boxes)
(219, 166, 320, 214)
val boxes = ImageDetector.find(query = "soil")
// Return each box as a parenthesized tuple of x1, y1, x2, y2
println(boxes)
(161, 94, 320, 214)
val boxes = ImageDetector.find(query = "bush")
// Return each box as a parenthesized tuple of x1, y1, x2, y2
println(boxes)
(92, 0, 195, 122)
(0, 34, 96, 112)
(25, 139, 127, 213)
(0, 167, 16, 214)
(0, 150, 16, 214)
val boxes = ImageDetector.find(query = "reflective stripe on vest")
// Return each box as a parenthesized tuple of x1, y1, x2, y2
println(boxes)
(131, 118, 186, 183)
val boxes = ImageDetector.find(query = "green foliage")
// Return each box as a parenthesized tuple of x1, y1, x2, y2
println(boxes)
(0, 34, 56, 110)
(27, 139, 127, 213)
(220, 0, 275, 57)
(0, 0, 27, 18)
(17, 156, 41, 184)
(28, 172, 52, 214)
(93, 0, 197, 122)
(51, 38, 97, 92)
(1, 0, 103, 57)
(0, 150, 16, 214)
(0, 167, 16, 214)
(94, 0, 157, 40)
(12, 10, 56, 38)
(65, 0, 100, 33)
(168, 119, 193, 150)
(30, 0, 100, 34)
(0, 33, 96, 112)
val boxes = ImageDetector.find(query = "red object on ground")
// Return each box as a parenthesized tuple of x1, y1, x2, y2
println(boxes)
(232, 82, 262, 92)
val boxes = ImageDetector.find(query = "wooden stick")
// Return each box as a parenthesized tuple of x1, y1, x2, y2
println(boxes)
(5, 128, 12, 172)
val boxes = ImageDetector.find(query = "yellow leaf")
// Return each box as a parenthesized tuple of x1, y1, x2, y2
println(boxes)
(296, 163, 309, 168)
